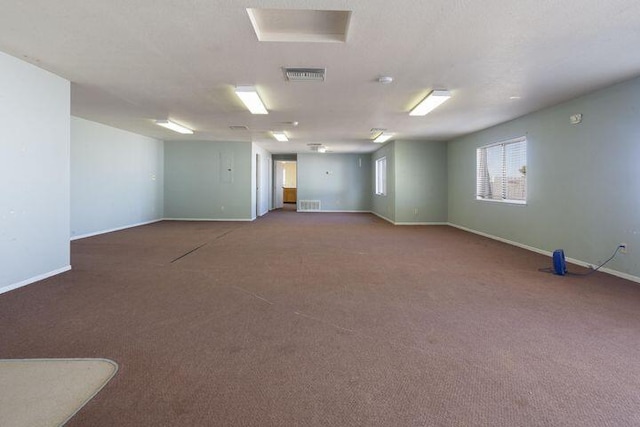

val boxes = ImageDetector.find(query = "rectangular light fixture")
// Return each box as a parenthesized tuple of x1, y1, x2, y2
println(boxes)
(409, 89, 451, 116)
(235, 86, 268, 114)
(155, 119, 194, 134)
(272, 131, 288, 142)
(373, 132, 393, 143)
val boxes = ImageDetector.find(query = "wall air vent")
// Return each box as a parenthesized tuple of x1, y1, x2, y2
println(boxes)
(284, 68, 326, 82)
(299, 200, 321, 211)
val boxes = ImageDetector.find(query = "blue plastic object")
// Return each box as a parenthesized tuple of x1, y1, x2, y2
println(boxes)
(553, 249, 567, 275)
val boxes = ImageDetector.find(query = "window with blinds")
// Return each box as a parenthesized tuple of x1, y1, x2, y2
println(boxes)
(375, 157, 387, 195)
(476, 136, 527, 204)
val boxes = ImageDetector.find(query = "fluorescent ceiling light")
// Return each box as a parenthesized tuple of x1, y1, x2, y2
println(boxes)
(409, 89, 451, 116)
(235, 86, 268, 114)
(155, 119, 194, 134)
(373, 132, 393, 143)
(272, 131, 288, 142)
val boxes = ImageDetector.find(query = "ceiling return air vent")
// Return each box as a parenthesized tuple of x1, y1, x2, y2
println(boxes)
(284, 68, 326, 82)
(307, 143, 327, 152)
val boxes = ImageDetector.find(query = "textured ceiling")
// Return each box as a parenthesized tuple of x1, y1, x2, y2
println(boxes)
(1, 0, 640, 153)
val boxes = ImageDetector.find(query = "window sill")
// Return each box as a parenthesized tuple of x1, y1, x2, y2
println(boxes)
(475, 197, 527, 206)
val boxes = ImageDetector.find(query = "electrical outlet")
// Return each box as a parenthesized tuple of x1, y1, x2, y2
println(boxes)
(620, 243, 628, 254)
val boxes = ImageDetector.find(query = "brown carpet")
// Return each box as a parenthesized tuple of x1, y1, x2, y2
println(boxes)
(1, 210, 640, 426)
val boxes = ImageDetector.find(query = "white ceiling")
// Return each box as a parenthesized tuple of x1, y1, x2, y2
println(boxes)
(1, 0, 640, 154)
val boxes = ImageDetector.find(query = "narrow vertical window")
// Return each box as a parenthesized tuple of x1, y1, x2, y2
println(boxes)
(375, 157, 387, 195)
(476, 137, 527, 204)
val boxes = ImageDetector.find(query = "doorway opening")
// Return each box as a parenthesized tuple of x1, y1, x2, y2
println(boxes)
(274, 160, 297, 210)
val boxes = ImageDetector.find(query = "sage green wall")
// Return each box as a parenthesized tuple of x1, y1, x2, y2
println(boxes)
(71, 117, 164, 238)
(395, 140, 448, 223)
(448, 76, 640, 278)
(164, 141, 252, 220)
(371, 142, 396, 221)
(297, 153, 371, 211)
(371, 140, 448, 224)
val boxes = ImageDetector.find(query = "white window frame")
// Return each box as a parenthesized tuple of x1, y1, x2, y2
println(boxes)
(476, 136, 527, 205)
(375, 157, 387, 196)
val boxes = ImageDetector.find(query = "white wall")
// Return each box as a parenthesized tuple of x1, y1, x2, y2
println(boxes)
(70, 117, 164, 238)
(0, 52, 70, 293)
(283, 162, 297, 188)
(448, 75, 640, 281)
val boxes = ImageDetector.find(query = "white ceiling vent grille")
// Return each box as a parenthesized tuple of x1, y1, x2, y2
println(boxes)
(284, 68, 326, 82)
(307, 143, 327, 153)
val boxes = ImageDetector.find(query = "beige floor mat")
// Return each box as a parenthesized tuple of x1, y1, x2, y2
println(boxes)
(0, 358, 118, 427)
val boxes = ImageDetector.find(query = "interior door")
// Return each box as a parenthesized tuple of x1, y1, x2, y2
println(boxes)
(255, 153, 260, 217)
(274, 161, 284, 209)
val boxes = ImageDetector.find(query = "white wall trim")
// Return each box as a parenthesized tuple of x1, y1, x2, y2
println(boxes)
(447, 222, 640, 284)
(71, 219, 163, 241)
(371, 211, 394, 224)
(163, 217, 254, 222)
(371, 211, 446, 226)
(395, 221, 448, 226)
(0, 265, 72, 295)
(310, 210, 372, 213)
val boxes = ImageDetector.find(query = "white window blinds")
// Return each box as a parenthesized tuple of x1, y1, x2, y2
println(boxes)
(476, 136, 527, 203)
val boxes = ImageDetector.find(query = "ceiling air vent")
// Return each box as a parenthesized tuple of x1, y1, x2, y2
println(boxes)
(307, 143, 328, 153)
(284, 68, 326, 82)
(229, 125, 249, 131)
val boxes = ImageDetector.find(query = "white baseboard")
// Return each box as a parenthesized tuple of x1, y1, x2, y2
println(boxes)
(163, 217, 254, 222)
(71, 219, 163, 241)
(310, 210, 372, 213)
(395, 222, 448, 226)
(447, 222, 640, 284)
(371, 211, 446, 226)
(0, 265, 72, 295)
(371, 211, 394, 224)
